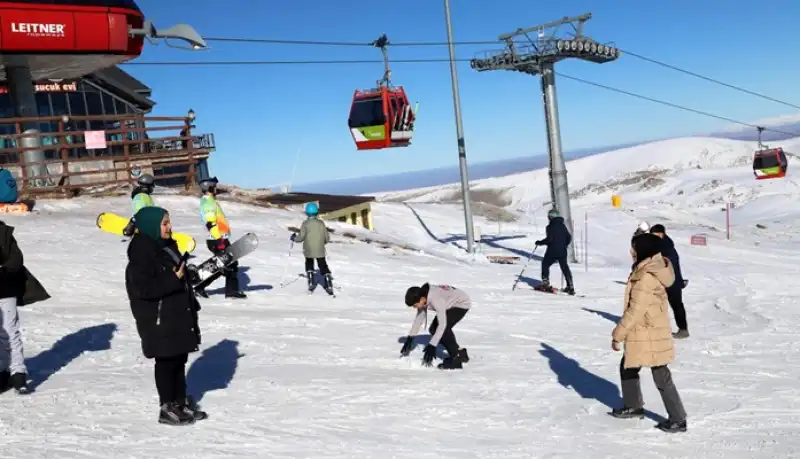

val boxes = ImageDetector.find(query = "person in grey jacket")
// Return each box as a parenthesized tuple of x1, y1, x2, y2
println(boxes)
(400, 283, 471, 370)
(291, 202, 332, 294)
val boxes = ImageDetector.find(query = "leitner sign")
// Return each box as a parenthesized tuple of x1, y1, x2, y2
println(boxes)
(0, 9, 131, 52)
(0, 81, 78, 95)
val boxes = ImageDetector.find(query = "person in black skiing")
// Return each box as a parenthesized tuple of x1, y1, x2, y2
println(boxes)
(123, 174, 156, 237)
(534, 208, 575, 295)
(649, 224, 689, 339)
(125, 206, 207, 426)
(0, 220, 50, 394)
(290, 202, 334, 294)
(400, 283, 471, 370)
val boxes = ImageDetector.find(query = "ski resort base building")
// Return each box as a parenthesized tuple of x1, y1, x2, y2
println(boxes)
(0, 66, 215, 195)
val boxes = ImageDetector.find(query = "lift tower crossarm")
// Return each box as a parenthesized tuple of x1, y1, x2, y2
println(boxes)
(497, 13, 592, 42)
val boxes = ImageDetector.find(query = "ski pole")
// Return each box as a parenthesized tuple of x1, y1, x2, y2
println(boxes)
(278, 240, 294, 288)
(512, 246, 539, 291)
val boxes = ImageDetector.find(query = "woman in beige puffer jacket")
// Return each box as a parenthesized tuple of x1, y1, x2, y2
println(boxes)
(610, 233, 688, 433)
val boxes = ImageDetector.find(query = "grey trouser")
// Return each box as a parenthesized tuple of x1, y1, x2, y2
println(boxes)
(620, 357, 686, 422)
(0, 296, 27, 375)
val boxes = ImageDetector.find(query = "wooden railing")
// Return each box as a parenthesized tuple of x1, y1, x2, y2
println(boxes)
(0, 112, 213, 196)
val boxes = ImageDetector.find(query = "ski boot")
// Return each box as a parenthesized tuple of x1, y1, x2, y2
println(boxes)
(562, 285, 576, 296)
(159, 402, 195, 426)
(182, 395, 208, 421)
(10, 372, 29, 394)
(306, 271, 316, 292)
(322, 273, 335, 296)
(534, 279, 556, 293)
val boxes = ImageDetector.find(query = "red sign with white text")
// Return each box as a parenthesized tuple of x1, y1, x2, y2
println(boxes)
(0, 9, 132, 53)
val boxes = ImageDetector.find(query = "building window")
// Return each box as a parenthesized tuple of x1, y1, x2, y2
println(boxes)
(114, 98, 128, 116)
(102, 92, 116, 115)
(84, 90, 103, 130)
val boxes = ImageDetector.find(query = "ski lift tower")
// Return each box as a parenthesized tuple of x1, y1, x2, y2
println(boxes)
(470, 13, 620, 262)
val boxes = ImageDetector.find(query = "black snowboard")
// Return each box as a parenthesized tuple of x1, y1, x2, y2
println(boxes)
(190, 233, 259, 292)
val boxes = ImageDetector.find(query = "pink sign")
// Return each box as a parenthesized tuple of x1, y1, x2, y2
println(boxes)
(85, 130, 107, 149)
(690, 234, 707, 246)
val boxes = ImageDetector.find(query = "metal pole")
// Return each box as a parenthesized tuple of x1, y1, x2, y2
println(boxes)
(540, 62, 576, 262)
(443, 0, 475, 253)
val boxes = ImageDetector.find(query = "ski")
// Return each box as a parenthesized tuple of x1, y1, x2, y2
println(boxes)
(531, 285, 585, 298)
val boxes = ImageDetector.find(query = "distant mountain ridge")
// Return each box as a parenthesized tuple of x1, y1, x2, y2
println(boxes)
(293, 116, 800, 196)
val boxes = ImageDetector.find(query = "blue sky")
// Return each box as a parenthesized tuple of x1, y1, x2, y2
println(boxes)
(123, 0, 800, 188)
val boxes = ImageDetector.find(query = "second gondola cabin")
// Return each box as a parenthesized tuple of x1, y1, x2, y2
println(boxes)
(348, 85, 415, 150)
(752, 147, 788, 180)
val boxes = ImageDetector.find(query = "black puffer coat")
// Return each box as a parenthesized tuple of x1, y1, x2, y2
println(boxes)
(125, 234, 201, 359)
(0, 221, 50, 305)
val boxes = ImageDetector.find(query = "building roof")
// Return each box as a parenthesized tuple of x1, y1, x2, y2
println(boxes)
(258, 192, 375, 213)
(87, 66, 155, 111)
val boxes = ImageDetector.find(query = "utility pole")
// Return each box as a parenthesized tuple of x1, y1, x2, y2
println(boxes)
(470, 13, 620, 263)
(443, 0, 475, 254)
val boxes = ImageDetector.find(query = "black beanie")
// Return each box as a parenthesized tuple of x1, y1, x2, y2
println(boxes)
(404, 283, 430, 306)
(633, 233, 662, 264)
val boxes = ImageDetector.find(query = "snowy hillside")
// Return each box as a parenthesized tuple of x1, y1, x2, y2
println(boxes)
(2, 183, 800, 457)
(377, 136, 800, 233)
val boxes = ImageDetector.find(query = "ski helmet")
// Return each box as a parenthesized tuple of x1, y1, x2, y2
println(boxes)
(137, 173, 155, 187)
(199, 176, 219, 193)
(305, 202, 319, 216)
(547, 208, 560, 219)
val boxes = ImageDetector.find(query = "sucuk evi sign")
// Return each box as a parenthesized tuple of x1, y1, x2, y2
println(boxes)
(0, 81, 77, 95)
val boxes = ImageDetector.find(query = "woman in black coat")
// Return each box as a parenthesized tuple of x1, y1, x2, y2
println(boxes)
(125, 206, 206, 426)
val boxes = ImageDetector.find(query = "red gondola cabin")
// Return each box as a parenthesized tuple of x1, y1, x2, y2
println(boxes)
(348, 85, 415, 150)
(752, 147, 788, 180)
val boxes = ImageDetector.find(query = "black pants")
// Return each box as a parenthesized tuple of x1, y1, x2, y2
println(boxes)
(154, 353, 188, 405)
(206, 239, 240, 294)
(305, 257, 331, 276)
(542, 253, 573, 287)
(667, 287, 687, 330)
(428, 307, 468, 359)
(619, 357, 686, 422)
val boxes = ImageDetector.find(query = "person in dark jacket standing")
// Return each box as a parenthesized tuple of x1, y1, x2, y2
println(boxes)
(291, 202, 333, 294)
(649, 224, 689, 338)
(534, 209, 575, 295)
(125, 206, 207, 426)
(0, 220, 50, 394)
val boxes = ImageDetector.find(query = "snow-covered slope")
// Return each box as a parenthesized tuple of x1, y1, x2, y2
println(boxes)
(2, 186, 800, 457)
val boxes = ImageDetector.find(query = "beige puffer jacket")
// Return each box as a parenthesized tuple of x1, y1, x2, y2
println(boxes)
(612, 254, 676, 369)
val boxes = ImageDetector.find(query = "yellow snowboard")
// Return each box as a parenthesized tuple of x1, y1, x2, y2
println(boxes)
(96, 212, 197, 254)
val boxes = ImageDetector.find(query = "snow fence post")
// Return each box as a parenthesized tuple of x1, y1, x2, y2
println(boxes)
(725, 202, 731, 240)
(584, 211, 588, 273)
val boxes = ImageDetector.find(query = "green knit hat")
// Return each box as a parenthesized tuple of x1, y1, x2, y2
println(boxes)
(134, 206, 168, 243)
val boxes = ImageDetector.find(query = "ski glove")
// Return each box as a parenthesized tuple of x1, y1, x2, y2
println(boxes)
(205, 221, 215, 230)
(290, 233, 297, 242)
(422, 344, 436, 367)
(535, 240, 544, 246)
(400, 336, 414, 356)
